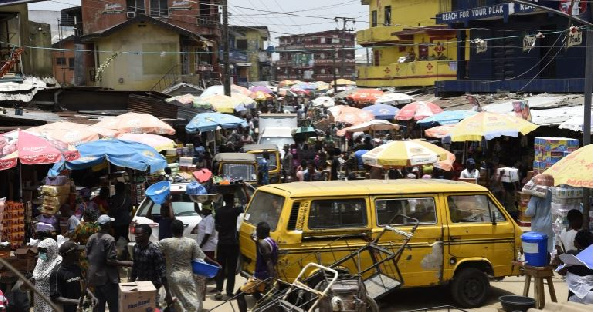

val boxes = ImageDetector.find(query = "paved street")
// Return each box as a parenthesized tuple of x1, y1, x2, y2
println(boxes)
(200, 274, 569, 312)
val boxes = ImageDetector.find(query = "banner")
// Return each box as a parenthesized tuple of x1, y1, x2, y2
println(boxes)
(523, 35, 536, 52)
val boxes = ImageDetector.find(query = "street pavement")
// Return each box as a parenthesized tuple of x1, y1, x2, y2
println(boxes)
(200, 274, 569, 312)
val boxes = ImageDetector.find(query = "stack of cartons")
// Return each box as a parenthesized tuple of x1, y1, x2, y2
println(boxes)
(2, 201, 25, 248)
(40, 183, 72, 214)
(533, 137, 579, 172)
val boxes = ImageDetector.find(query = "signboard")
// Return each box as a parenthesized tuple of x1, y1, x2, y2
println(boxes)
(103, 3, 124, 13)
(170, 0, 191, 9)
(512, 100, 531, 122)
(567, 27, 583, 47)
(436, 3, 536, 24)
(522, 35, 536, 52)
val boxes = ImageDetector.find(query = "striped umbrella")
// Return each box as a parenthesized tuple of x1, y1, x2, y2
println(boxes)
(362, 140, 449, 168)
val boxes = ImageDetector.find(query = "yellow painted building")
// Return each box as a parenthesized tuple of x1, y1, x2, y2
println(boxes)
(356, 0, 465, 88)
(231, 26, 271, 83)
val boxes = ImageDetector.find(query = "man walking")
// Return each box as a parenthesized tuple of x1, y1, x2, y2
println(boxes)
(282, 145, 293, 183)
(85, 215, 129, 312)
(50, 241, 97, 312)
(131, 224, 171, 308)
(214, 193, 244, 300)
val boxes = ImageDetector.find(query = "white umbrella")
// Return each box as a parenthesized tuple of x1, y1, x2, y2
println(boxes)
(375, 93, 414, 105)
(336, 120, 400, 136)
(312, 97, 335, 108)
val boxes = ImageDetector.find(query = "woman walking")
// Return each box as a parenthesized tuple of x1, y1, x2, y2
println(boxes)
(159, 220, 213, 312)
(32, 238, 62, 312)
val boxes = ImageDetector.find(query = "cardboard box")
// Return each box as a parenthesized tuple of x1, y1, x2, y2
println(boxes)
(118, 281, 156, 312)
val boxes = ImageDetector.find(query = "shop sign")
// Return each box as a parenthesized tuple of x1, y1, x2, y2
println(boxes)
(567, 27, 583, 47)
(522, 35, 536, 52)
(473, 38, 487, 54)
(436, 4, 507, 24)
(170, 0, 191, 9)
(103, 3, 124, 14)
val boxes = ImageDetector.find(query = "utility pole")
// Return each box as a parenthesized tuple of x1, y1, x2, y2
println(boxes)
(332, 46, 337, 93)
(581, 27, 592, 229)
(222, 0, 231, 96)
(335, 16, 355, 84)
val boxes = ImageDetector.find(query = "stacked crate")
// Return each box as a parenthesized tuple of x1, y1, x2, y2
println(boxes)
(533, 137, 579, 172)
(2, 201, 25, 248)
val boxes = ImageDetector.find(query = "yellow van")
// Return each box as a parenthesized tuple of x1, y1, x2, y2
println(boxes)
(239, 179, 523, 308)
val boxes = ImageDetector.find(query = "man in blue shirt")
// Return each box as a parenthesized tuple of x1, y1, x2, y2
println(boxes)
(258, 152, 270, 186)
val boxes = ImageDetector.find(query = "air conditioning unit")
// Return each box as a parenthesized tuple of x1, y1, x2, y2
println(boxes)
(126, 11, 136, 19)
(196, 17, 208, 25)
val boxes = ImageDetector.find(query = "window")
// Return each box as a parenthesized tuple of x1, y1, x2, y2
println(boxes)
(126, 0, 145, 14)
(308, 199, 367, 229)
(56, 57, 66, 65)
(321, 37, 326, 44)
(150, 0, 168, 17)
(221, 163, 256, 181)
(384, 6, 392, 25)
(68, 58, 74, 70)
(448, 195, 507, 223)
(237, 39, 248, 50)
(246, 191, 285, 231)
(374, 50, 380, 66)
(376, 197, 436, 226)
(371, 10, 377, 27)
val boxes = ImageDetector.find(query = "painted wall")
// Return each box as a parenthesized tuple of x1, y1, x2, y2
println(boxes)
(357, 60, 457, 87)
(0, 5, 30, 75)
(52, 40, 95, 86)
(28, 21, 53, 76)
(369, 0, 445, 28)
(94, 22, 180, 90)
(234, 29, 266, 82)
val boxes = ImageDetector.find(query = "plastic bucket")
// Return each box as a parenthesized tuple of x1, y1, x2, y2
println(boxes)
(145, 181, 170, 205)
(192, 260, 220, 278)
(521, 231, 548, 267)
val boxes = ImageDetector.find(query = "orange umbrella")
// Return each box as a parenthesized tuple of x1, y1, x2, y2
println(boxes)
(347, 89, 384, 105)
(231, 84, 251, 96)
(328, 105, 374, 125)
(424, 125, 454, 138)
(435, 150, 456, 171)
(28, 122, 100, 145)
(395, 101, 443, 121)
(94, 112, 175, 135)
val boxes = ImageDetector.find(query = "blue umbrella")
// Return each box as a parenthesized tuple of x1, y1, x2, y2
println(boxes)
(186, 112, 248, 134)
(416, 110, 477, 127)
(362, 104, 400, 120)
(354, 149, 369, 169)
(48, 139, 166, 176)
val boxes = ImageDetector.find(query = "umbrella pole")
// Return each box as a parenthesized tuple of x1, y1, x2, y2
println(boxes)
(19, 162, 22, 200)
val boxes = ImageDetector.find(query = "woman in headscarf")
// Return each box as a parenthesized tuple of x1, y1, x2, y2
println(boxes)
(32, 238, 62, 312)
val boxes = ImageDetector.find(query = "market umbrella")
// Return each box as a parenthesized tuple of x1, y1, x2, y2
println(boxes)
(94, 112, 175, 135)
(312, 97, 335, 108)
(424, 125, 455, 138)
(375, 93, 414, 106)
(292, 126, 318, 140)
(117, 133, 176, 151)
(334, 88, 359, 100)
(395, 101, 443, 121)
(291, 82, 315, 91)
(347, 89, 384, 105)
(249, 86, 274, 94)
(362, 104, 400, 120)
(328, 105, 374, 125)
(249, 91, 273, 101)
(362, 140, 448, 168)
(331, 79, 356, 86)
(336, 120, 400, 136)
(450, 111, 539, 141)
(314, 81, 330, 91)
(230, 93, 256, 107)
(0, 129, 80, 171)
(543, 144, 593, 188)
(195, 94, 239, 113)
(199, 84, 251, 99)
(278, 80, 295, 87)
(48, 139, 166, 176)
(417, 110, 477, 127)
(434, 150, 456, 172)
(186, 112, 248, 134)
(278, 88, 298, 97)
(27, 121, 101, 145)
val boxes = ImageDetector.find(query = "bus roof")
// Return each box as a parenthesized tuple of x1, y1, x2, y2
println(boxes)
(258, 179, 488, 197)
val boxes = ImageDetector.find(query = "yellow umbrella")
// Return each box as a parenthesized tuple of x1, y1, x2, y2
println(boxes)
(331, 78, 356, 86)
(196, 95, 238, 114)
(279, 80, 295, 87)
(362, 140, 449, 168)
(450, 111, 538, 141)
(230, 93, 256, 106)
(543, 144, 593, 188)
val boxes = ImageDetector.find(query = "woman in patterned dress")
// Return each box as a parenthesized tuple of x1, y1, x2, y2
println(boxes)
(32, 238, 62, 312)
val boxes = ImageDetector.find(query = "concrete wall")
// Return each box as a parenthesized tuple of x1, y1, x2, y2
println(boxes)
(95, 22, 180, 90)
(28, 10, 74, 44)
(0, 5, 30, 74)
(28, 21, 53, 76)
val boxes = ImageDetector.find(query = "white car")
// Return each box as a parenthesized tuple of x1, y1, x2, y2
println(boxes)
(127, 183, 255, 256)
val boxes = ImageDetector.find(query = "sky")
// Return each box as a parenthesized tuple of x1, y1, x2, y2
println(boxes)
(28, 0, 370, 46)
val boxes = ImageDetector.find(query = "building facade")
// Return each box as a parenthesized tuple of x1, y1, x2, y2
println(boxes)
(53, 0, 221, 90)
(229, 26, 271, 86)
(275, 30, 355, 82)
(434, 0, 590, 94)
(356, 0, 458, 88)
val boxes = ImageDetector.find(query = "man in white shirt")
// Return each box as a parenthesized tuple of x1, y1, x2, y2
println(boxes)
(558, 209, 583, 253)
(195, 203, 218, 302)
(460, 158, 480, 179)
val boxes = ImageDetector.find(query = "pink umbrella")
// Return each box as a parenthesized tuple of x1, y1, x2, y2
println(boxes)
(117, 133, 176, 151)
(249, 86, 274, 94)
(27, 122, 100, 145)
(328, 105, 375, 125)
(0, 130, 80, 171)
(94, 112, 175, 135)
(395, 101, 443, 121)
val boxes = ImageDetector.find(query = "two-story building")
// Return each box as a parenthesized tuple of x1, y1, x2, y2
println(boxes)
(276, 30, 355, 82)
(434, 0, 590, 94)
(356, 0, 459, 89)
(229, 26, 271, 85)
(51, 0, 220, 90)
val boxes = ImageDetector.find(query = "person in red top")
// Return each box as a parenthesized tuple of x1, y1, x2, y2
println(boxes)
(0, 289, 8, 311)
(92, 187, 110, 214)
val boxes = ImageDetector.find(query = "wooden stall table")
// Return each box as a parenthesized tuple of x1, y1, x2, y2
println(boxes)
(515, 262, 558, 309)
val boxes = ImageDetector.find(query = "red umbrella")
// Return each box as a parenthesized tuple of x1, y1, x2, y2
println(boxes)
(0, 130, 80, 171)
(395, 101, 443, 121)
(347, 89, 384, 105)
